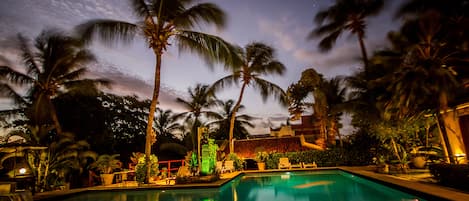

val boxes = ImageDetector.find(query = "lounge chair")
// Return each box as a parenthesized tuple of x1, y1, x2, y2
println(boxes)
(278, 157, 291, 169)
(223, 160, 235, 173)
(302, 162, 317, 168)
(216, 161, 223, 173)
(291, 162, 302, 169)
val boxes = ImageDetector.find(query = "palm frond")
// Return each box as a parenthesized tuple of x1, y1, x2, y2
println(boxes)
(130, 0, 152, 18)
(252, 77, 286, 105)
(76, 19, 138, 45)
(174, 3, 225, 29)
(17, 34, 40, 76)
(210, 74, 239, 93)
(0, 66, 35, 86)
(251, 61, 285, 76)
(0, 83, 28, 106)
(317, 29, 343, 52)
(56, 68, 87, 83)
(176, 30, 243, 70)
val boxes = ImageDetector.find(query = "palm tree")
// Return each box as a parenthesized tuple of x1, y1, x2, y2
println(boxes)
(211, 42, 286, 153)
(0, 30, 109, 137)
(176, 84, 218, 151)
(207, 99, 254, 140)
(76, 0, 240, 183)
(321, 77, 346, 146)
(154, 108, 182, 143)
(310, 0, 384, 70)
(286, 81, 312, 121)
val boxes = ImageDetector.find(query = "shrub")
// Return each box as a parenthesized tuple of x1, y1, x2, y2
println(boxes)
(263, 148, 372, 169)
(135, 154, 159, 183)
(255, 151, 269, 163)
(227, 153, 245, 170)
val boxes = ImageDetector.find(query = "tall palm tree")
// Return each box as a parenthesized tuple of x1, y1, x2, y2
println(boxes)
(0, 30, 109, 137)
(207, 99, 254, 140)
(76, 0, 240, 183)
(310, 0, 384, 70)
(211, 42, 286, 153)
(321, 77, 346, 146)
(176, 84, 218, 151)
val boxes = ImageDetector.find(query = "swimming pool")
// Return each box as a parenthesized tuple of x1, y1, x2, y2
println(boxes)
(59, 170, 427, 201)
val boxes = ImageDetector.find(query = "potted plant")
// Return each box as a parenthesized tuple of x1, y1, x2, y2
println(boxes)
(93, 154, 121, 185)
(255, 152, 269, 171)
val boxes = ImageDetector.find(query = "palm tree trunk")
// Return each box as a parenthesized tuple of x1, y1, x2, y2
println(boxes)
(144, 52, 162, 184)
(229, 83, 247, 153)
(438, 92, 455, 163)
(47, 97, 63, 135)
(357, 35, 369, 73)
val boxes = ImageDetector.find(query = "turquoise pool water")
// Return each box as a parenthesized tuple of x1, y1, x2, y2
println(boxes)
(60, 170, 427, 201)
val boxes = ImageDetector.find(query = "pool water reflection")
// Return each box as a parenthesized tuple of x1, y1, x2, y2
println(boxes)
(60, 170, 427, 201)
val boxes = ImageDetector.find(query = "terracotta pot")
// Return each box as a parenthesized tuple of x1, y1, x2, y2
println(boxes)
(257, 162, 266, 171)
(412, 156, 427, 169)
(101, 173, 114, 185)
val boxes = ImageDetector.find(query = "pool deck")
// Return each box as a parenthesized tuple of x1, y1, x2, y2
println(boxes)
(33, 166, 469, 201)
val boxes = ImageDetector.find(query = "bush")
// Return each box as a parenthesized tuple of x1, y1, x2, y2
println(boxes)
(429, 163, 469, 191)
(227, 153, 245, 171)
(263, 148, 372, 169)
(135, 154, 159, 183)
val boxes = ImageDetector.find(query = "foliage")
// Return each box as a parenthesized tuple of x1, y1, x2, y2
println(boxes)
(76, 0, 240, 183)
(371, 112, 438, 165)
(263, 148, 372, 169)
(211, 42, 286, 153)
(176, 84, 218, 151)
(227, 153, 244, 171)
(255, 151, 269, 163)
(311, 0, 384, 69)
(0, 29, 109, 135)
(93, 154, 121, 174)
(135, 154, 159, 183)
(207, 99, 254, 140)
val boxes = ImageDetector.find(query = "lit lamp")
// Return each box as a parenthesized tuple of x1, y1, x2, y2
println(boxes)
(454, 153, 466, 164)
(18, 168, 27, 175)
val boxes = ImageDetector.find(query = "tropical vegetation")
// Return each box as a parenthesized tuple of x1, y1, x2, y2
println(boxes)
(0, 0, 468, 193)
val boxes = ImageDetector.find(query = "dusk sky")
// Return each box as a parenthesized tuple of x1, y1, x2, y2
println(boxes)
(0, 0, 403, 134)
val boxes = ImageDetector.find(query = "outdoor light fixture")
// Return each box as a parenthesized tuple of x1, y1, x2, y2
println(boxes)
(18, 168, 26, 175)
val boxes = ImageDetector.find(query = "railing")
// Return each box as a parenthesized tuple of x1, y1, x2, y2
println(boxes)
(158, 159, 185, 177)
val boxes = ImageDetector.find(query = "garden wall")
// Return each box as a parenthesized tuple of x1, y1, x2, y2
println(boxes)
(234, 136, 312, 158)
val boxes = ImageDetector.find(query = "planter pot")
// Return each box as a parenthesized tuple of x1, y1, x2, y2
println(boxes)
(101, 173, 114, 186)
(377, 164, 389, 174)
(412, 156, 427, 169)
(257, 162, 266, 171)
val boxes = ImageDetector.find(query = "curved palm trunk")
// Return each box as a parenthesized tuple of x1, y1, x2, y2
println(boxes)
(144, 52, 162, 184)
(437, 92, 455, 163)
(357, 35, 369, 73)
(229, 83, 247, 153)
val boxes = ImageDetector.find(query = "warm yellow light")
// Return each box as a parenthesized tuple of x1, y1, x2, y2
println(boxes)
(19, 168, 26, 175)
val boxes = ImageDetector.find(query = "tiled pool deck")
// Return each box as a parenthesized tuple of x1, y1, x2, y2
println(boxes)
(33, 166, 469, 201)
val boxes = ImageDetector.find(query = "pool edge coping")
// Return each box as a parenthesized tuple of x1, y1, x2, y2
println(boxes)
(340, 166, 469, 201)
(33, 167, 469, 201)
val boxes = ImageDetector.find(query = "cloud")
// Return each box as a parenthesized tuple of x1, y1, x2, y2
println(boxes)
(87, 62, 186, 111)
